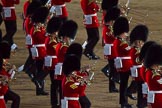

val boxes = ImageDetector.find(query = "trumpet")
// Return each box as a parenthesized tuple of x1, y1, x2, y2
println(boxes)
(3, 59, 17, 80)
(72, 71, 94, 86)
(0, 75, 9, 85)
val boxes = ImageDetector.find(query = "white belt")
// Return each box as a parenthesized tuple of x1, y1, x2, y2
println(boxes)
(33, 44, 45, 47)
(64, 97, 79, 100)
(105, 44, 113, 46)
(0, 96, 4, 99)
(149, 91, 162, 94)
(133, 65, 142, 68)
(84, 13, 97, 17)
(117, 57, 131, 59)
(53, 4, 65, 8)
(46, 55, 57, 58)
(3, 7, 15, 9)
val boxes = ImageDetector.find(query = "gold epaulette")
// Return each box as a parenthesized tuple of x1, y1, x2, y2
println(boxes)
(33, 29, 41, 34)
(135, 47, 140, 55)
(152, 70, 161, 79)
(60, 44, 69, 49)
(65, 77, 74, 84)
(70, 83, 78, 89)
(120, 40, 127, 46)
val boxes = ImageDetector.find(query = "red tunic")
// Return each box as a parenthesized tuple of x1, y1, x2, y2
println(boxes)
(54, 42, 69, 80)
(23, 1, 30, 18)
(0, 68, 9, 108)
(103, 24, 116, 60)
(0, 84, 8, 108)
(113, 38, 132, 72)
(145, 69, 162, 108)
(62, 71, 86, 108)
(80, 0, 100, 28)
(1, 0, 20, 20)
(31, 26, 47, 60)
(51, 0, 71, 18)
(130, 47, 143, 81)
(140, 66, 147, 82)
(44, 37, 58, 70)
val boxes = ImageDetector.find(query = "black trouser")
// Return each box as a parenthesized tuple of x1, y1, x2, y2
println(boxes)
(4, 89, 20, 108)
(79, 96, 91, 108)
(127, 80, 138, 94)
(35, 59, 49, 93)
(137, 81, 147, 108)
(50, 71, 62, 108)
(2, 20, 17, 46)
(59, 17, 67, 24)
(84, 27, 99, 54)
(108, 59, 119, 91)
(23, 49, 37, 79)
(119, 71, 130, 105)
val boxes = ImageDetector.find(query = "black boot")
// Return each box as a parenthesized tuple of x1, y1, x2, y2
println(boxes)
(126, 80, 137, 100)
(101, 64, 110, 77)
(36, 80, 49, 96)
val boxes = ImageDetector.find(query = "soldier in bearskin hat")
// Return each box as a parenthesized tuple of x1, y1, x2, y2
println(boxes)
(101, 0, 119, 24)
(50, 0, 72, 23)
(62, 55, 88, 108)
(144, 43, 162, 108)
(102, 7, 121, 93)
(0, 41, 20, 108)
(80, 0, 100, 60)
(65, 42, 91, 108)
(31, 6, 49, 96)
(44, 16, 62, 108)
(51, 20, 78, 108)
(113, 16, 133, 108)
(23, 0, 42, 85)
(1, 0, 20, 51)
(129, 24, 149, 108)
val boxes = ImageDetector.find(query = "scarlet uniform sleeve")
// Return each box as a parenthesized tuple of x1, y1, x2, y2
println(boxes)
(24, 17, 33, 34)
(0, 84, 8, 95)
(23, 1, 30, 18)
(102, 25, 115, 44)
(81, 0, 99, 14)
(57, 45, 68, 63)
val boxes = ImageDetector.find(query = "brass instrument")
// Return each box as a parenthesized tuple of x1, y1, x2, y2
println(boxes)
(45, 0, 51, 8)
(0, 75, 9, 85)
(3, 59, 17, 80)
(71, 71, 94, 86)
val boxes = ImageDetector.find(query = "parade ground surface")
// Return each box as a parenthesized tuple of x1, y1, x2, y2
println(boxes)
(1, 0, 162, 108)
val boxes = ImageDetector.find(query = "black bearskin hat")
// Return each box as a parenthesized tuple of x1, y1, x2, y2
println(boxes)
(104, 7, 121, 23)
(65, 43, 83, 60)
(31, 6, 49, 23)
(130, 24, 149, 44)
(62, 55, 81, 76)
(144, 43, 162, 68)
(26, 1, 42, 16)
(58, 20, 78, 39)
(113, 17, 129, 36)
(40, 0, 49, 6)
(139, 41, 156, 62)
(101, 0, 118, 11)
(0, 41, 11, 59)
(46, 16, 62, 34)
